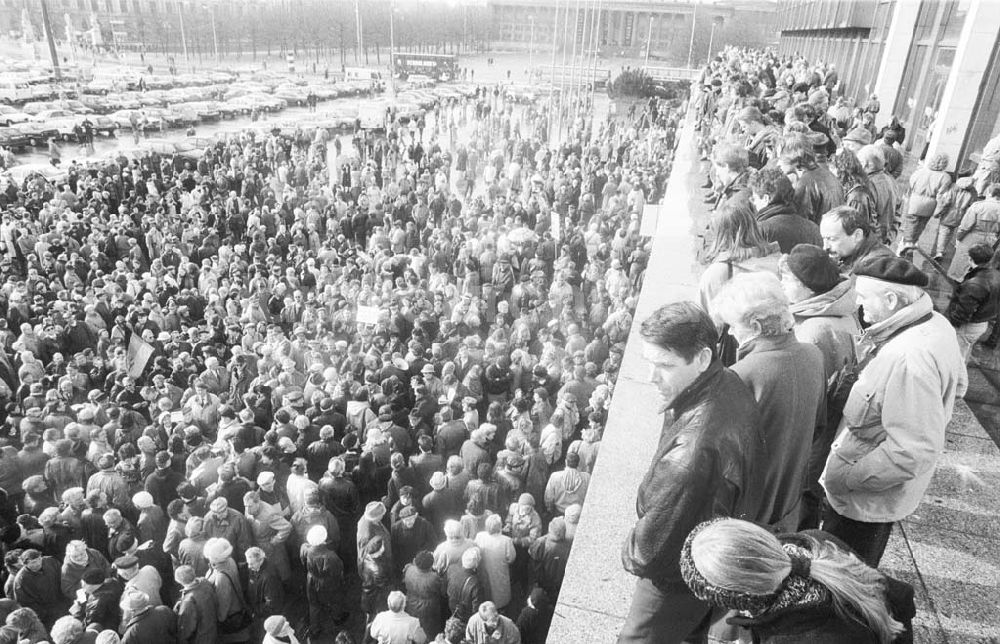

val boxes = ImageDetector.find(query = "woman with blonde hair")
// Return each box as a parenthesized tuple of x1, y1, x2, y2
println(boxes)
(681, 518, 914, 643)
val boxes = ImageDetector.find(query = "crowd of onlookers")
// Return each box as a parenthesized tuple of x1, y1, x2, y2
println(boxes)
(0, 66, 682, 644)
(616, 46, 1000, 644)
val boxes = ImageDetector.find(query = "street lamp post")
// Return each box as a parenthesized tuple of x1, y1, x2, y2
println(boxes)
(707, 17, 723, 64)
(528, 15, 534, 72)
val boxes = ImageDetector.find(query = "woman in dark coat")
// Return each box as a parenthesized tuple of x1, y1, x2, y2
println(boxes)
(402, 551, 444, 639)
(681, 518, 915, 644)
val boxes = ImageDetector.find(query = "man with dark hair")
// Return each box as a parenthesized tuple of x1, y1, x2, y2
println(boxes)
(709, 142, 752, 211)
(946, 244, 1000, 361)
(877, 128, 904, 179)
(820, 205, 894, 273)
(619, 302, 763, 644)
(779, 133, 844, 223)
(748, 167, 823, 253)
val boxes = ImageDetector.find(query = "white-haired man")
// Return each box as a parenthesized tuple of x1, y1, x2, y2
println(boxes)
(822, 255, 967, 566)
(712, 271, 826, 533)
(369, 590, 427, 644)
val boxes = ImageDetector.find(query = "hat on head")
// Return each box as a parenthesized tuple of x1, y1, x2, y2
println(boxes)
(82, 569, 106, 585)
(843, 127, 872, 146)
(131, 491, 153, 510)
(365, 501, 386, 522)
(421, 363, 435, 374)
(121, 590, 150, 614)
(306, 525, 327, 546)
(203, 537, 234, 563)
(114, 555, 139, 570)
(399, 506, 417, 519)
(278, 436, 296, 454)
(854, 255, 929, 287)
(256, 471, 276, 487)
(785, 244, 842, 294)
(264, 615, 293, 638)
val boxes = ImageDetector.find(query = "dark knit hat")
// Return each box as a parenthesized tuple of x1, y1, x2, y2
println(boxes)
(854, 255, 929, 287)
(786, 244, 842, 294)
(82, 569, 106, 585)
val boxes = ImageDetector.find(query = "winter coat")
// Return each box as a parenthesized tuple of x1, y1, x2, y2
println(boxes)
(175, 579, 218, 644)
(61, 549, 111, 600)
(246, 559, 284, 619)
(685, 530, 915, 644)
(794, 165, 844, 224)
(528, 535, 570, 597)
(466, 613, 521, 644)
(790, 279, 862, 380)
(845, 183, 878, 230)
(121, 605, 177, 644)
(867, 170, 900, 240)
(906, 165, 952, 219)
(13, 556, 64, 623)
(621, 361, 763, 592)
(946, 265, 1000, 326)
(755, 202, 823, 253)
(543, 467, 589, 514)
(403, 563, 443, 637)
(70, 578, 122, 632)
(950, 198, 1000, 279)
(206, 558, 250, 643)
(731, 334, 826, 532)
(822, 295, 967, 522)
(474, 531, 516, 609)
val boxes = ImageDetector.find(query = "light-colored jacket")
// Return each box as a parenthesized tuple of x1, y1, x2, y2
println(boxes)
(821, 295, 967, 522)
(790, 278, 861, 380)
(906, 165, 952, 218)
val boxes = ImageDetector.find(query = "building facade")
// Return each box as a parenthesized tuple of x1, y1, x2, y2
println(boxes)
(778, 0, 1000, 173)
(487, 0, 777, 68)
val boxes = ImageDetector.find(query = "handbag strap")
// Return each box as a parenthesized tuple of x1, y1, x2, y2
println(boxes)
(220, 569, 250, 612)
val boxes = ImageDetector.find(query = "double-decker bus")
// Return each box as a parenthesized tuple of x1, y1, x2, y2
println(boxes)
(393, 53, 459, 81)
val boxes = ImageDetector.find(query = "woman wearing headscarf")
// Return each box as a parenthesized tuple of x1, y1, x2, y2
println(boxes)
(681, 517, 915, 643)
(204, 537, 251, 644)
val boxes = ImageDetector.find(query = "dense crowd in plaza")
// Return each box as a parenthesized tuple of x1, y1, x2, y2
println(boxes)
(617, 46, 1000, 643)
(0, 54, 683, 644)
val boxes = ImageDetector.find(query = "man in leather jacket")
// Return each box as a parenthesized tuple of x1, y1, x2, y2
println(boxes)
(619, 302, 764, 644)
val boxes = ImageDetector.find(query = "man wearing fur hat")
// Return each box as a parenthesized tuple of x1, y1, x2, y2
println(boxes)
(821, 256, 967, 566)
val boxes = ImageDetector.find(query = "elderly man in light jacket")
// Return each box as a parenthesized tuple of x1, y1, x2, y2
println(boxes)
(821, 255, 967, 566)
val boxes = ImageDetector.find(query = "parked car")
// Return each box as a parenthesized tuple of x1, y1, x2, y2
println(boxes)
(11, 121, 58, 146)
(21, 101, 56, 116)
(109, 109, 164, 132)
(0, 126, 29, 150)
(6, 163, 68, 185)
(0, 105, 29, 126)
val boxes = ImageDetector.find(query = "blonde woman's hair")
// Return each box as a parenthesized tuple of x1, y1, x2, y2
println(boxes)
(710, 272, 794, 337)
(690, 519, 904, 644)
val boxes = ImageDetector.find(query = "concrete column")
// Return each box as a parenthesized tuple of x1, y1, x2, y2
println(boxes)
(926, 0, 1000, 171)
(871, 0, 920, 129)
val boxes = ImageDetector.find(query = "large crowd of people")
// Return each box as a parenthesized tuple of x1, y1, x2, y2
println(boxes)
(0, 56, 683, 644)
(618, 46, 1000, 644)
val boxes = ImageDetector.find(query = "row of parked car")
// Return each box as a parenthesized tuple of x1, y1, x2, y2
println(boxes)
(0, 69, 388, 151)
